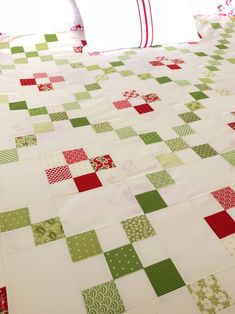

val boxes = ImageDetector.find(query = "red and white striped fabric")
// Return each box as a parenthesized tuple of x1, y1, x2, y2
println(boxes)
(76, 0, 199, 52)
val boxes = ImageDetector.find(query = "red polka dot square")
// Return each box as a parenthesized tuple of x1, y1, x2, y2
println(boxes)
(211, 187, 235, 210)
(205, 210, 235, 239)
(45, 165, 72, 184)
(73, 172, 102, 192)
(63, 148, 88, 165)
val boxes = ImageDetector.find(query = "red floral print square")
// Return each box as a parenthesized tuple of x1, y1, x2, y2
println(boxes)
(74, 172, 102, 192)
(0, 287, 8, 314)
(63, 148, 88, 165)
(211, 187, 235, 210)
(113, 100, 132, 110)
(171, 58, 184, 65)
(205, 210, 235, 239)
(89, 154, 116, 172)
(45, 165, 72, 184)
(134, 104, 154, 114)
(142, 93, 160, 103)
(37, 83, 53, 92)
(73, 46, 83, 53)
(122, 90, 140, 99)
(149, 61, 164, 66)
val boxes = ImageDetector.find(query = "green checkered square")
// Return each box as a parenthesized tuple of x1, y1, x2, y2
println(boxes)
(105, 244, 142, 279)
(165, 138, 189, 151)
(192, 144, 218, 159)
(139, 132, 162, 144)
(9, 101, 27, 110)
(221, 150, 235, 166)
(74, 92, 91, 101)
(147, 170, 175, 189)
(0, 148, 19, 164)
(92, 122, 113, 133)
(0, 208, 30, 232)
(44, 34, 58, 42)
(70, 117, 90, 127)
(121, 215, 156, 242)
(116, 127, 137, 139)
(135, 190, 167, 213)
(145, 258, 185, 296)
(179, 112, 201, 123)
(32, 217, 65, 246)
(173, 124, 195, 137)
(185, 101, 204, 111)
(85, 83, 101, 91)
(155, 76, 172, 84)
(15, 135, 37, 148)
(190, 91, 209, 100)
(66, 230, 102, 262)
(157, 153, 183, 168)
(29, 106, 48, 116)
(49, 112, 69, 122)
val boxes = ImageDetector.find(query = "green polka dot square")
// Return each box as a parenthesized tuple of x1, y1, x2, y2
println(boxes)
(145, 258, 185, 296)
(165, 138, 189, 152)
(192, 144, 218, 159)
(104, 244, 142, 279)
(139, 132, 162, 144)
(173, 124, 195, 137)
(32, 217, 65, 246)
(0, 148, 19, 165)
(135, 190, 167, 213)
(121, 215, 156, 242)
(147, 170, 175, 189)
(0, 208, 31, 232)
(66, 230, 102, 262)
(82, 280, 125, 314)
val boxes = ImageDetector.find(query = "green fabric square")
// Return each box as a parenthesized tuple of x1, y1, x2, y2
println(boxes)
(110, 61, 124, 67)
(25, 51, 39, 58)
(86, 65, 100, 71)
(179, 112, 201, 123)
(165, 138, 189, 151)
(0, 149, 19, 164)
(119, 70, 134, 77)
(147, 170, 175, 189)
(221, 150, 235, 166)
(63, 102, 80, 111)
(15, 135, 37, 148)
(135, 190, 167, 213)
(55, 59, 69, 65)
(199, 78, 214, 84)
(14, 58, 28, 64)
(71, 62, 84, 69)
(173, 124, 195, 136)
(105, 244, 142, 279)
(195, 84, 212, 91)
(175, 80, 191, 87)
(0, 95, 8, 103)
(9, 101, 28, 110)
(155, 76, 172, 84)
(116, 127, 137, 139)
(74, 92, 91, 101)
(0, 42, 10, 49)
(29, 106, 48, 116)
(139, 132, 162, 144)
(192, 144, 218, 159)
(211, 55, 223, 60)
(195, 52, 208, 57)
(102, 67, 117, 74)
(33, 122, 54, 133)
(228, 58, 235, 64)
(145, 258, 185, 296)
(85, 83, 101, 91)
(82, 281, 125, 314)
(211, 23, 221, 29)
(66, 230, 102, 262)
(208, 59, 221, 66)
(157, 153, 183, 168)
(32, 217, 65, 246)
(190, 91, 209, 100)
(49, 112, 68, 122)
(40, 55, 53, 62)
(205, 66, 219, 71)
(70, 117, 90, 127)
(92, 122, 113, 133)
(11, 46, 24, 54)
(138, 73, 153, 80)
(118, 55, 130, 60)
(35, 43, 49, 51)
(0, 208, 30, 232)
(121, 215, 156, 242)
(44, 34, 58, 42)
(216, 44, 228, 50)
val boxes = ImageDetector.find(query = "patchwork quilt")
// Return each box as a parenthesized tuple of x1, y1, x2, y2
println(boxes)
(0, 15, 235, 314)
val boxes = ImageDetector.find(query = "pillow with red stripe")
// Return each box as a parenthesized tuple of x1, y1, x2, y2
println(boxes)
(75, 0, 199, 52)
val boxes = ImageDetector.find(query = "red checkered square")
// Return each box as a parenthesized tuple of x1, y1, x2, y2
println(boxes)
(0, 287, 8, 314)
(149, 61, 164, 66)
(142, 93, 160, 103)
(45, 165, 72, 184)
(205, 210, 235, 239)
(33, 73, 48, 78)
(89, 154, 116, 172)
(63, 148, 88, 164)
(37, 83, 53, 91)
(167, 64, 181, 70)
(134, 104, 154, 114)
(20, 78, 37, 86)
(74, 172, 102, 192)
(228, 122, 235, 130)
(211, 187, 235, 210)
(113, 100, 132, 110)
(122, 90, 140, 99)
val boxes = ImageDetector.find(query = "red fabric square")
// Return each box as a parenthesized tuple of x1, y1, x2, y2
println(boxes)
(20, 78, 36, 86)
(113, 100, 132, 110)
(122, 90, 139, 99)
(89, 154, 116, 172)
(142, 93, 160, 103)
(63, 148, 88, 164)
(211, 187, 235, 210)
(134, 104, 154, 114)
(205, 210, 235, 239)
(37, 83, 53, 91)
(149, 61, 164, 66)
(167, 64, 181, 70)
(49, 76, 65, 83)
(74, 172, 102, 192)
(73, 46, 83, 53)
(228, 122, 235, 130)
(33, 73, 48, 78)
(45, 165, 72, 184)
(0, 287, 8, 313)
(170, 58, 184, 65)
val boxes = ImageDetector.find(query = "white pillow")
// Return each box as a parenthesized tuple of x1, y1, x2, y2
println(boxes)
(75, 0, 199, 52)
